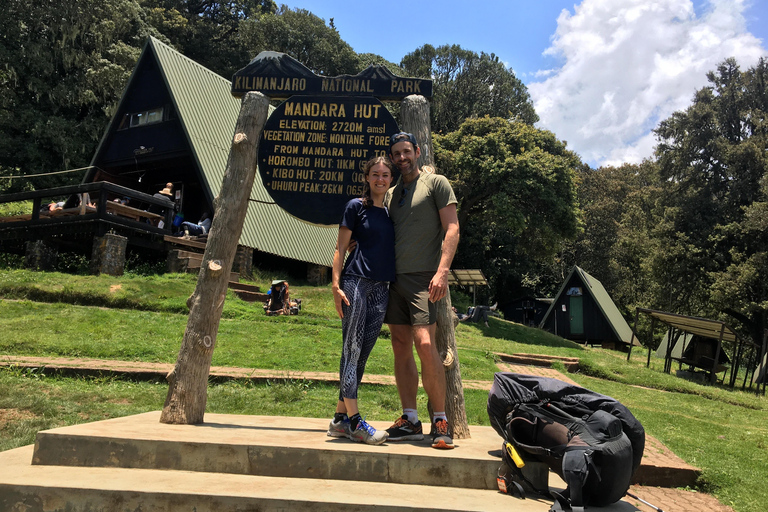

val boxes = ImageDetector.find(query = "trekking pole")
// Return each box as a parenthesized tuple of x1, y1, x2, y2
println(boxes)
(625, 491, 664, 512)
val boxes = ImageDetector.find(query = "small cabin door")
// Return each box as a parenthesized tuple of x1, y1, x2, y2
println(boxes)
(569, 296, 584, 335)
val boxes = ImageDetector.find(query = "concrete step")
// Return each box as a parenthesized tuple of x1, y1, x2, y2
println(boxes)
(31, 412, 503, 490)
(0, 445, 564, 512)
(28, 411, 698, 490)
(0, 412, 648, 512)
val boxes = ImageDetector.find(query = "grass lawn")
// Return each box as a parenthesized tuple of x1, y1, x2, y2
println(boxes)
(0, 268, 766, 512)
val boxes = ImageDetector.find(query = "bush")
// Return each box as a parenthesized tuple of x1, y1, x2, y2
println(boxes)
(54, 252, 90, 274)
(0, 253, 23, 269)
(124, 251, 166, 276)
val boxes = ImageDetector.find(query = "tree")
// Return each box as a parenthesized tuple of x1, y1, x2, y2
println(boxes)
(0, 0, 153, 191)
(162, 92, 270, 424)
(401, 44, 538, 134)
(570, 162, 662, 313)
(238, 6, 360, 76)
(434, 116, 581, 301)
(357, 53, 404, 75)
(142, 0, 277, 78)
(652, 57, 768, 331)
(709, 163, 768, 346)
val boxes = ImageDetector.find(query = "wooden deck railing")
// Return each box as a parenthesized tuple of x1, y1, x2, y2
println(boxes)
(0, 181, 175, 236)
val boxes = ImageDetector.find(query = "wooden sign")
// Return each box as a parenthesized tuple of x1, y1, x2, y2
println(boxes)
(258, 95, 399, 226)
(235, 52, 431, 225)
(232, 51, 432, 101)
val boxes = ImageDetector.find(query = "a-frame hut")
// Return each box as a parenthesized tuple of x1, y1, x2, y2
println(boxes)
(539, 266, 638, 350)
(84, 36, 336, 270)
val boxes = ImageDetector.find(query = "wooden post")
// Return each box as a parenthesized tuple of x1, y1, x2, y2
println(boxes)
(160, 92, 270, 425)
(401, 94, 470, 439)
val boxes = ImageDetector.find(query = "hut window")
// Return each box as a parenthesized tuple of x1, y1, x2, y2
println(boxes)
(119, 107, 165, 130)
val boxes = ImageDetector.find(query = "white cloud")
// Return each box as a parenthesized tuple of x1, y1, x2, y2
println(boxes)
(528, 0, 766, 168)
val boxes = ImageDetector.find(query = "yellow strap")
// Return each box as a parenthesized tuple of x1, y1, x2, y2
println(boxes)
(505, 442, 525, 468)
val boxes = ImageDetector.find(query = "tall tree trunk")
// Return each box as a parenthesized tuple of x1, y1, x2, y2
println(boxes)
(160, 92, 270, 425)
(401, 95, 470, 439)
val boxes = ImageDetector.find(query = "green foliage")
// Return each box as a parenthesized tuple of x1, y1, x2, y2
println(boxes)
(565, 161, 663, 315)
(0, 253, 23, 270)
(567, 57, 768, 348)
(401, 44, 538, 134)
(652, 57, 768, 321)
(238, 6, 360, 76)
(435, 116, 582, 301)
(123, 250, 168, 276)
(0, 0, 152, 190)
(0, 200, 31, 217)
(142, 0, 277, 78)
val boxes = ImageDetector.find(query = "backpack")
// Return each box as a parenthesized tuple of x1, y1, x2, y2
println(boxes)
(488, 373, 645, 512)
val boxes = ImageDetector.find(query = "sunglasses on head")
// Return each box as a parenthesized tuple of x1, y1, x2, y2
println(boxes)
(398, 186, 409, 207)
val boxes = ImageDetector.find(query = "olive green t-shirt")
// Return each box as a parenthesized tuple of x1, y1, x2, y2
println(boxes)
(384, 171, 458, 274)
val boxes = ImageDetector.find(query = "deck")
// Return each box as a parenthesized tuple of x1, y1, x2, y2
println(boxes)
(0, 182, 176, 250)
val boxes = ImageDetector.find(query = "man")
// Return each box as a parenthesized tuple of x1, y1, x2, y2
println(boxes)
(383, 132, 460, 449)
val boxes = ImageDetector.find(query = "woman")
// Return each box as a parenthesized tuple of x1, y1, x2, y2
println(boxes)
(327, 156, 396, 445)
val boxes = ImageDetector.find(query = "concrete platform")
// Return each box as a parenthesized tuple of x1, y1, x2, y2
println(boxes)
(0, 354, 703, 489)
(31, 412, 507, 489)
(0, 411, 647, 512)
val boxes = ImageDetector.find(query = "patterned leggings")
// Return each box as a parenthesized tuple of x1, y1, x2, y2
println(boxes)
(339, 275, 389, 400)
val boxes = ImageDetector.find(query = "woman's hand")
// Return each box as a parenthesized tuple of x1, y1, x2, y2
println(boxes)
(333, 286, 350, 318)
(332, 227, 353, 318)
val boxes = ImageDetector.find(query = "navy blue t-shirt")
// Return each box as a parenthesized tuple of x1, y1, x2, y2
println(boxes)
(340, 198, 396, 282)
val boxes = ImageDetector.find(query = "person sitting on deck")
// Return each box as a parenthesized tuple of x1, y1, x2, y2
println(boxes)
(41, 201, 65, 212)
(173, 211, 211, 238)
(146, 185, 175, 226)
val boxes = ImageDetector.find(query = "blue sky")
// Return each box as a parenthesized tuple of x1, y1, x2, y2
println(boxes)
(284, 0, 768, 167)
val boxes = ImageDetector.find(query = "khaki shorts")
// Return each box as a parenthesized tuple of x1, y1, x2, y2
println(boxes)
(384, 272, 436, 326)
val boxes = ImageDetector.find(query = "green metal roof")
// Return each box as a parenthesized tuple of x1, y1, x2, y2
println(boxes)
(540, 265, 638, 345)
(149, 37, 336, 266)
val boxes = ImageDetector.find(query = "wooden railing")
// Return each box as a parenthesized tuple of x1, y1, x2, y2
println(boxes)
(0, 181, 175, 235)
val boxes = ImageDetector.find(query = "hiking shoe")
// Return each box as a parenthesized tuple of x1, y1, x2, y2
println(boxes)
(349, 418, 388, 445)
(431, 419, 454, 449)
(385, 414, 424, 441)
(327, 417, 352, 438)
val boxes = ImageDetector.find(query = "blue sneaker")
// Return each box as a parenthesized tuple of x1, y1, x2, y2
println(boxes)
(349, 418, 388, 445)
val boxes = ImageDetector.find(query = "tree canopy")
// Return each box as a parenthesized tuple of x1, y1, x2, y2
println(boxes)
(435, 116, 581, 301)
(238, 6, 361, 77)
(567, 58, 768, 345)
(401, 44, 538, 134)
(0, 0, 156, 191)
